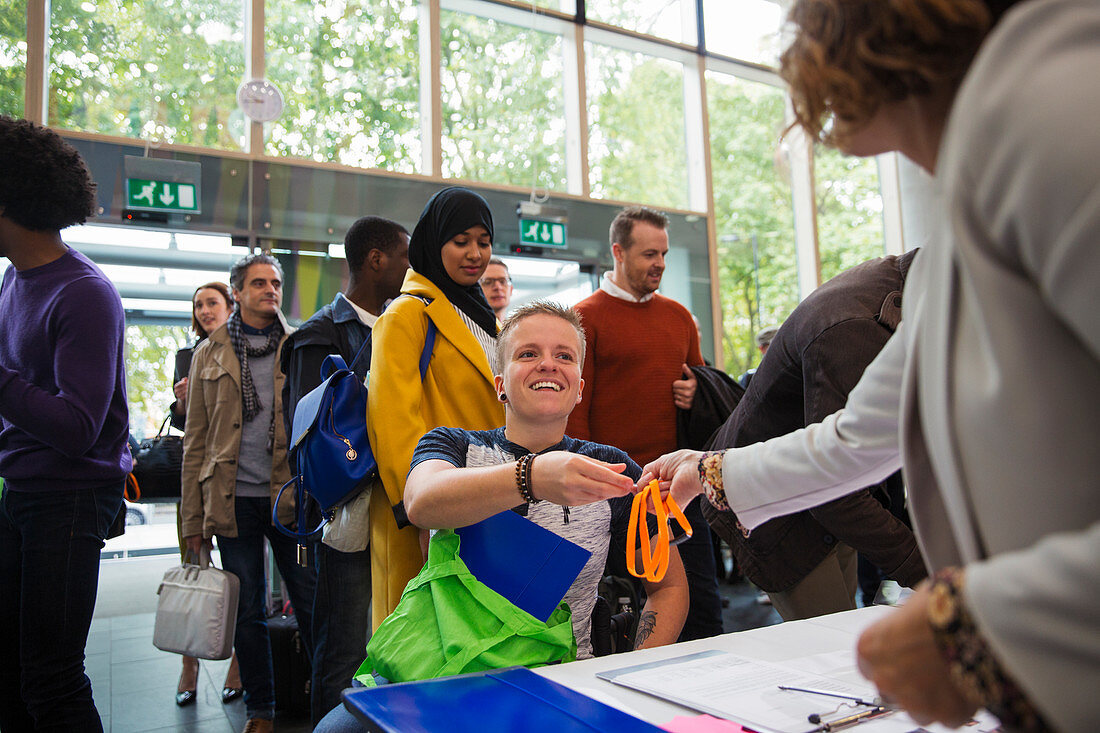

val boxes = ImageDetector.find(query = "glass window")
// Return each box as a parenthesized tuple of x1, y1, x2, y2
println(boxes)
(586, 0, 696, 45)
(586, 42, 688, 209)
(815, 146, 886, 283)
(439, 9, 567, 190)
(126, 323, 190, 438)
(0, 0, 26, 117)
(47, 0, 247, 149)
(500, 256, 594, 313)
(265, 0, 421, 172)
(63, 223, 242, 438)
(528, 0, 575, 12)
(706, 70, 798, 377)
(703, 0, 784, 67)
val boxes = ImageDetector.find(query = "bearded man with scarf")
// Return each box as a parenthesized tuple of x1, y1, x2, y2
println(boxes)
(181, 253, 317, 733)
(367, 187, 505, 627)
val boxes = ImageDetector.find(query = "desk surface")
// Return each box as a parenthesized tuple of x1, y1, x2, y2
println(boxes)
(535, 605, 895, 727)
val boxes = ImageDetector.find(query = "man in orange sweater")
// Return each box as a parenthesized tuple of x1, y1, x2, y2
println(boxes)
(566, 206, 722, 640)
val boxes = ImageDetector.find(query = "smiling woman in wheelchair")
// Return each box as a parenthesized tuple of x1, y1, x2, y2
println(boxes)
(403, 300, 688, 659)
(314, 301, 687, 733)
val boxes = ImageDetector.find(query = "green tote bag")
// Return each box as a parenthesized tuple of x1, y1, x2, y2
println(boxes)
(354, 528, 577, 687)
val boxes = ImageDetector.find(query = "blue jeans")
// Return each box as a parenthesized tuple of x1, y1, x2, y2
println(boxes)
(311, 542, 372, 726)
(313, 679, 368, 733)
(0, 480, 124, 732)
(215, 496, 317, 720)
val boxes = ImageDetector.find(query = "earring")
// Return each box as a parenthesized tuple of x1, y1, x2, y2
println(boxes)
(498, 393, 508, 402)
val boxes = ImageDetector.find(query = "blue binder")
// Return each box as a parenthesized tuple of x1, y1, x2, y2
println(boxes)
(455, 509, 591, 623)
(343, 666, 663, 733)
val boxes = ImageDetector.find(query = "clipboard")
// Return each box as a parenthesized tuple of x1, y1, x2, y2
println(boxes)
(343, 666, 663, 733)
(455, 509, 591, 622)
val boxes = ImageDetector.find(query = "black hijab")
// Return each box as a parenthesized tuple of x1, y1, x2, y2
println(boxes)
(408, 186, 498, 338)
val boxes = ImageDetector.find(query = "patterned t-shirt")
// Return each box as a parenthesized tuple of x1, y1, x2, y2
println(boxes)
(411, 426, 643, 659)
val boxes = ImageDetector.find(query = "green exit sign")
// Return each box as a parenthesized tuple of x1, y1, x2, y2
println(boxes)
(126, 178, 198, 212)
(519, 217, 567, 248)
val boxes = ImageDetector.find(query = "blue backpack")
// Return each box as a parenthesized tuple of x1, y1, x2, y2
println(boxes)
(273, 315, 437, 542)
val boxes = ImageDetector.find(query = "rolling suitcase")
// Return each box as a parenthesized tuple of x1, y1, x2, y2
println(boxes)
(268, 612, 311, 715)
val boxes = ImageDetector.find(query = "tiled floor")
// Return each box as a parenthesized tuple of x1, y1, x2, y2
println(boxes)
(86, 613, 312, 733)
(86, 550, 778, 733)
(89, 555, 312, 733)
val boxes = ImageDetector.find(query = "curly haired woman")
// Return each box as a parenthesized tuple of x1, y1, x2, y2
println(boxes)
(644, 2, 1098, 729)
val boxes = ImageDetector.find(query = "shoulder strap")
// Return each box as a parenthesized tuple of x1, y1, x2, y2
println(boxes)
(420, 321, 437, 379)
(400, 294, 437, 381)
(346, 327, 373, 379)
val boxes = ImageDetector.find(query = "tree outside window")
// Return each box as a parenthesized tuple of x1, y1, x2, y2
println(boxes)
(587, 43, 688, 210)
(706, 71, 798, 377)
(265, 0, 421, 172)
(815, 146, 886, 283)
(440, 10, 567, 191)
(586, 0, 693, 45)
(47, 0, 246, 149)
(0, 0, 26, 117)
(126, 324, 190, 440)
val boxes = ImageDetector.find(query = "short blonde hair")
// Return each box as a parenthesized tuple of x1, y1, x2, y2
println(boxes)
(495, 301, 586, 372)
(780, 0, 995, 147)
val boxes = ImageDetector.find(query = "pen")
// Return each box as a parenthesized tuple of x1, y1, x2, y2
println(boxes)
(801, 705, 892, 733)
(777, 685, 881, 708)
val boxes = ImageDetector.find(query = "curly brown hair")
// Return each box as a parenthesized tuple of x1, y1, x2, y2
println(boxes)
(779, 0, 1015, 147)
(0, 116, 97, 231)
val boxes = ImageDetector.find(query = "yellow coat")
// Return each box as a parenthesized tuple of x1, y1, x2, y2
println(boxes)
(367, 271, 503, 626)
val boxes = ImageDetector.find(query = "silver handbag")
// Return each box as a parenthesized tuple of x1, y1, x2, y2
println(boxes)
(153, 547, 240, 660)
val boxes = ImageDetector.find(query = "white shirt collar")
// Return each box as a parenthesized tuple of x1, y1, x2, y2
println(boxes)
(600, 271, 655, 303)
(338, 292, 378, 328)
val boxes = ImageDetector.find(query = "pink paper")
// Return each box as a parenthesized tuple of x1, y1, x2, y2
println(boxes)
(661, 714, 748, 733)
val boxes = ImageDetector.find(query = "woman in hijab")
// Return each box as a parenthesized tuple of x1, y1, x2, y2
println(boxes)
(366, 187, 505, 626)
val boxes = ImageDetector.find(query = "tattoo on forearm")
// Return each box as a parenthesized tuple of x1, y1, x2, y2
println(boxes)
(634, 610, 658, 648)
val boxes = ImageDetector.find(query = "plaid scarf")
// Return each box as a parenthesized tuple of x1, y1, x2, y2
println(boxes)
(226, 310, 284, 446)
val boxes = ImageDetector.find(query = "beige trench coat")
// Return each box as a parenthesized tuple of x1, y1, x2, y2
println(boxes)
(180, 318, 295, 539)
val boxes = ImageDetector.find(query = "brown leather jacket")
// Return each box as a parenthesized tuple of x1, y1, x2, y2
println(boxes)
(706, 252, 926, 593)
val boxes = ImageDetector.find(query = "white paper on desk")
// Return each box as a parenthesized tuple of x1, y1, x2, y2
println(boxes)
(597, 649, 883, 733)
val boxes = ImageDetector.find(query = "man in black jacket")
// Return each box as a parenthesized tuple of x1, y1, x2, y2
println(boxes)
(280, 216, 408, 725)
(705, 250, 927, 621)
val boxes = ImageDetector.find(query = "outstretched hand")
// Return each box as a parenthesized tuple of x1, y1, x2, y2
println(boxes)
(638, 449, 705, 510)
(529, 451, 635, 506)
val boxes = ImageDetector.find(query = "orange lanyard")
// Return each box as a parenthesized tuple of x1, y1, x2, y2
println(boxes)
(627, 480, 692, 583)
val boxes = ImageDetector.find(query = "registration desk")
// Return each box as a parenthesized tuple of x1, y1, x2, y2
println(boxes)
(344, 605, 928, 733)
(535, 604, 894, 727)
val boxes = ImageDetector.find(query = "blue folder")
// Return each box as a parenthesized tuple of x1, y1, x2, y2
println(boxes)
(343, 666, 663, 733)
(455, 509, 591, 622)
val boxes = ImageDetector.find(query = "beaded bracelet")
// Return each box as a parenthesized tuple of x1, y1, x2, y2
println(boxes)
(515, 454, 537, 504)
(697, 451, 730, 511)
(524, 453, 538, 502)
